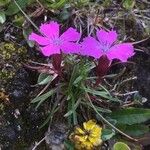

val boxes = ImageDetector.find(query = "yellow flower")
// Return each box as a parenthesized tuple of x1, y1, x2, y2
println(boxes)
(70, 120, 102, 150)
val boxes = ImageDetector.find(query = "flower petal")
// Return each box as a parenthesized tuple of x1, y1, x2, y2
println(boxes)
(84, 141, 94, 150)
(83, 120, 96, 131)
(40, 21, 59, 38)
(40, 45, 60, 56)
(107, 43, 134, 62)
(60, 42, 81, 54)
(29, 33, 49, 45)
(81, 37, 102, 58)
(60, 27, 80, 42)
(91, 126, 102, 137)
(93, 139, 102, 146)
(75, 127, 85, 135)
(97, 29, 117, 46)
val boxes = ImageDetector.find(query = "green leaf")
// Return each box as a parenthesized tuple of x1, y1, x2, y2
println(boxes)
(84, 87, 119, 102)
(37, 73, 53, 85)
(31, 88, 56, 103)
(118, 124, 149, 137)
(0, 11, 6, 24)
(64, 140, 75, 150)
(48, 0, 68, 9)
(102, 128, 115, 141)
(102, 0, 112, 7)
(113, 142, 131, 150)
(13, 15, 25, 26)
(109, 107, 150, 125)
(64, 99, 80, 117)
(123, 0, 135, 10)
(0, 0, 10, 7)
(5, 0, 28, 16)
(73, 76, 84, 85)
(81, 101, 111, 113)
(23, 28, 34, 47)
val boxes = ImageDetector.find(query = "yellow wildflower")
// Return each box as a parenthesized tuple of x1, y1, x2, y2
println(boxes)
(70, 120, 102, 150)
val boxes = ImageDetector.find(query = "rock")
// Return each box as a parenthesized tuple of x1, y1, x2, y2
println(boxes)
(45, 123, 68, 150)
(0, 116, 18, 150)
(7, 68, 30, 106)
(21, 106, 46, 144)
(134, 52, 150, 107)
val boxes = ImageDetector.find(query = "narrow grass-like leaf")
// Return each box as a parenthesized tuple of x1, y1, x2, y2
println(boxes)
(40, 102, 59, 128)
(64, 99, 80, 117)
(84, 87, 119, 101)
(31, 88, 56, 103)
(81, 101, 111, 113)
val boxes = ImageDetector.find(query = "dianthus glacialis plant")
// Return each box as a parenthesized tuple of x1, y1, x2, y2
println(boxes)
(29, 21, 135, 81)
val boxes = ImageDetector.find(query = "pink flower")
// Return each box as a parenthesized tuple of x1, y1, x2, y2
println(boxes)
(81, 29, 135, 62)
(29, 21, 80, 56)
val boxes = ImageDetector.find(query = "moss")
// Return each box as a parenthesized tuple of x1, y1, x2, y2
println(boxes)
(0, 42, 28, 87)
(0, 42, 27, 60)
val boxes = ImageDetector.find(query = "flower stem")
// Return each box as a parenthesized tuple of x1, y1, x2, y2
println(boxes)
(86, 92, 138, 142)
(95, 55, 110, 86)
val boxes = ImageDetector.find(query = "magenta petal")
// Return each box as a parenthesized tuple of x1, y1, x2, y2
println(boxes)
(60, 42, 81, 54)
(107, 43, 135, 62)
(29, 33, 49, 45)
(40, 21, 59, 38)
(40, 45, 60, 56)
(81, 37, 102, 58)
(60, 27, 80, 42)
(97, 29, 117, 45)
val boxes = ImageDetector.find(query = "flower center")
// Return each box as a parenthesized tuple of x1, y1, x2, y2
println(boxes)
(51, 37, 63, 46)
(99, 41, 111, 53)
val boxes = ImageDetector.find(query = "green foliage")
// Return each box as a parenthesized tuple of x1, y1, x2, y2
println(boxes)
(66, 61, 91, 125)
(37, 73, 55, 85)
(41, 0, 68, 10)
(117, 124, 149, 137)
(113, 142, 131, 150)
(109, 107, 150, 125)
(5, 0, 28, 16)
(84, 87, 120, 102)
(23, 28, 35, 47)
(83, 101, 112, 113)
(102, 0, 112, 7)
(48, 0, 68, 9)
(107, 107, 150, 137)
(123, 0, 135, 10)
(0, 11, 6, 24)
(64, 140, 75, 150)
(102, 128, 115, 141)
(31, 88, 57, 109)
(40, 99, 59, 128)
(0, 0, 10, 7)
(72, 0, 90, 7)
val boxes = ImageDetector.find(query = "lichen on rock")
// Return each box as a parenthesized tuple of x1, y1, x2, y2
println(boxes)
(0, 42, 28, 88)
